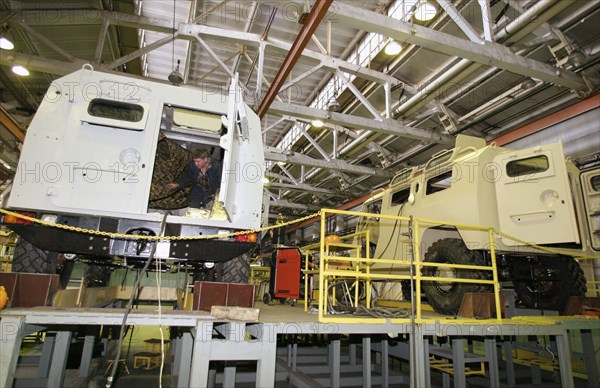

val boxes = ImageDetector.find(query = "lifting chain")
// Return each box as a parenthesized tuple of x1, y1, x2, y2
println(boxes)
(0, 208, 321, 242)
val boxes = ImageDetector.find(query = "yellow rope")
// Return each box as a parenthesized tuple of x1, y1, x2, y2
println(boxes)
(0, 208, 321, 241)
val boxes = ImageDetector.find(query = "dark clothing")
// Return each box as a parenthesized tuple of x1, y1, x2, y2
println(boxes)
(178, 161, 221, 208)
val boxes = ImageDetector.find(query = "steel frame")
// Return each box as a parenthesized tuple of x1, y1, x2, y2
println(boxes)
(2, 307, 598, 387)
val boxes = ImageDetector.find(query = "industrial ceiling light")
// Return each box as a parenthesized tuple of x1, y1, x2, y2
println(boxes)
(0, 36, 14, 50)
(414, 1, 437, 22)
(520, 77, 537, 90)
(384, 41, 403, 55)
(311, 119, 324, 128)
(567, 49, 585, 68)
(168, 59, 184, 85)
(11, 64, 29, 76)
(327, 95, 341, 112)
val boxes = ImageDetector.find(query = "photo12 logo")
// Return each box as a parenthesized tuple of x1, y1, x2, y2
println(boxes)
(19, 161, 139, 184)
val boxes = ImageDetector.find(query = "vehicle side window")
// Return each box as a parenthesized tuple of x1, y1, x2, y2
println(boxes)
(391, 188, 410, 206)
(367, 200, 382, 214)
(426, 170, 452, 195)
(590, 175, 600, 191)
(506, 155, 549, 177)
(88, 98, 144, 122)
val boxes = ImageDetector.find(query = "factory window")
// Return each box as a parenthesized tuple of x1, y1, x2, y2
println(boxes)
(88, 98, 144, 122)
(426, 170, 452, 195)
(506, 155, 549, 178)
(391, 188, 411, 206)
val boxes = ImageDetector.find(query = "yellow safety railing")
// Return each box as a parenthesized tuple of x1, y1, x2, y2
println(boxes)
(586, 280, 600, 295)
(316, 209, 503, 324)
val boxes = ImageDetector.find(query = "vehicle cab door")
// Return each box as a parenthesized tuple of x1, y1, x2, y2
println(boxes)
(218, 75, 247, 221)
(493, 142, 579, 246)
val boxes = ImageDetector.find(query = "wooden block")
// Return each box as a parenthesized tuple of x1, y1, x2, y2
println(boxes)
(210, 305, 260, 321)
(458, 293, 505, 318)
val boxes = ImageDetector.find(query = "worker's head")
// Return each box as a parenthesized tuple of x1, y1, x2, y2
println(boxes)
(192, 148, 210, 169)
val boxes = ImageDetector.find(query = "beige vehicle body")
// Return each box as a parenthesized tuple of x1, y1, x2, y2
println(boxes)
(357, 135, 599, 314)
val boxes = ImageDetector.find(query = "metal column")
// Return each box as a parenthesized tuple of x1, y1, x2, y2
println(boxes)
(47, 331, 72, 387)
(581, 330, 599, 388)
(555, 330, 574, 387)
(0, 316, 25, 388)
(484, 338, 500, 388)
(362, 335, 371, 387)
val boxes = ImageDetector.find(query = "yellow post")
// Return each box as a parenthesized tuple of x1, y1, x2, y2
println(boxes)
(488, 229, 502, 321)
(304, 251, 309, 312)
(365, 230, 371, 309)
(318, 211, 327, 321)
(412, 218, 422, 320)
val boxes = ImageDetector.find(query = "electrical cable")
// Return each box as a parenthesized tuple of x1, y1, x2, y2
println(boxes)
(155, 255, 165, 388)
(106, 212, 168, 388)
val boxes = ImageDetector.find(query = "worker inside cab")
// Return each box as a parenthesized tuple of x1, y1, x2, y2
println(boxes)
(167, 148, 221, 210)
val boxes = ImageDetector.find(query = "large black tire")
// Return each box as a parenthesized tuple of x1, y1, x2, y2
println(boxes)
(12, 238, 56, 273)
(12, 239, 77, 289)
(422, 238, 490, 315)
(83, 265, 113, 288)
(216, 253, 250, 283)
(513, 256, 586, 312)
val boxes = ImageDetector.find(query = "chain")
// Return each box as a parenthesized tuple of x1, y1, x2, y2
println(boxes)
(0, 208, 321, 241)
(2, 207, 597, 260)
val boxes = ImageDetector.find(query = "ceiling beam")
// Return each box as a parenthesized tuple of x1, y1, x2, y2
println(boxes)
(14, 10, 174, 33)
(331, 2, 586, 90)
(257, 0, 333, 118)
(0, 70, 37, 113)
(12, 9, 400, 87)
(267, 181, 349, 196)
(264, 147, 393, 178)
(268, 101, 455, 145)
(269, 199, 321, 212)
(0, 106, 26, 143)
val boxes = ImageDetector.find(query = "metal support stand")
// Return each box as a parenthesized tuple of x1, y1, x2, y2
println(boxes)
(189, 321, 277, 388)
(410, 326, 429, 388)
(329, 338, 341, 388)
(502, 338, 516, 387)
(580, 330, 599, 388)
(451, 338, 467, 388)
(380, 339, 389, 388)
(0, 316, 25, 388)
(38, 333, 55, 378)
(175, 332, 194, 387)
(79, 334, 96, 378)
(362, 335, 371, 388)
(47, 331, 72, 387)
(528, 337, 542, 384)
(484, 338, 499, 388)
(555, 330, 574, 387)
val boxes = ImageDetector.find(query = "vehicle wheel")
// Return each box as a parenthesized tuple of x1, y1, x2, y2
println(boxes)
(216, 253, 250, 283)
(263, 292, 271, 304)
(83, 265, 112, 288)
(401, 280, 414, 302)
(513, 255, 586, 312)
(421, 238, 490, 315)
(279, 298, 287, 305)
(12, 238, 57, 274)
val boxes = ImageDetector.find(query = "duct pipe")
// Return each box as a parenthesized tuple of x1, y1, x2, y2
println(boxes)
(495, 0, 565, 43)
